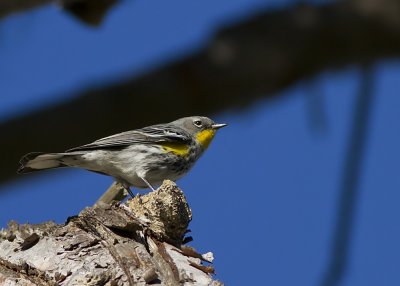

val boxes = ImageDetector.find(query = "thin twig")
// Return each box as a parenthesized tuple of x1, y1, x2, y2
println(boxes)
(320, 65, 375, 286)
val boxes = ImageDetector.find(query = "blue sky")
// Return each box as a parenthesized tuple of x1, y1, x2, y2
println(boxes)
(1, 1, 400, 285)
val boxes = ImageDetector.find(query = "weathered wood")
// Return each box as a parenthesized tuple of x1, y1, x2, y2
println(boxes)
(0, 180, 223, 285)
(95, 181, 129, 206)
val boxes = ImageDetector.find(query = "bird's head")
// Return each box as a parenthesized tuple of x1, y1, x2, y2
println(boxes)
(174, 116, 227, 149)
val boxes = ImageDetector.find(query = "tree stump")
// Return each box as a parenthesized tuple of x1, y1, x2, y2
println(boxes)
(0, 180, 223, 286)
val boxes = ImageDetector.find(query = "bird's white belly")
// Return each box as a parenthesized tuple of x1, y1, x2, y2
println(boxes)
(75, 145, 176, 188)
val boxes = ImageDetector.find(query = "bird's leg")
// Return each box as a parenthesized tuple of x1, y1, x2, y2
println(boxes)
(126, 187, 135, 198)
(121, 182, 135, 198)
(139, 176, 156, 192)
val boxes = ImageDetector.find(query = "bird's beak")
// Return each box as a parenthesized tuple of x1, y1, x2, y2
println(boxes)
(212, 123, 227, 130)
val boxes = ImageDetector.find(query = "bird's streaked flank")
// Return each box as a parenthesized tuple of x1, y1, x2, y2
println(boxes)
(17, 116, 227, 196)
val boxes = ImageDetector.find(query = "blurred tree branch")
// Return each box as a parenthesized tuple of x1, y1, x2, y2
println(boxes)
(320, 65, 375, 286)
(0, 0, 119, 25)
(0, 0, 51, 20)
(2, 0, 400, 186)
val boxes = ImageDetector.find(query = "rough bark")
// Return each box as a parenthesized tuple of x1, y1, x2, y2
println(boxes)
(0, 180, 222, 286)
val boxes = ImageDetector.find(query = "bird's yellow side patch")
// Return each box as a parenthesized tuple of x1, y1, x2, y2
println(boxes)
(196, 129, 216, 149)
(162, 142, 190, 156)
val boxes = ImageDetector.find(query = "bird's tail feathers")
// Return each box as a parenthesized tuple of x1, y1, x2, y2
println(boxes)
(17, 152, 69, 174)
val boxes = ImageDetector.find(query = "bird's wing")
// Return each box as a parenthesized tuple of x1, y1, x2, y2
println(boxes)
(67, 124, 191, 152)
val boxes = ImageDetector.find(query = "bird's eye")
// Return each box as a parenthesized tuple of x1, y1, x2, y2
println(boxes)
(194, 120, 202, 127)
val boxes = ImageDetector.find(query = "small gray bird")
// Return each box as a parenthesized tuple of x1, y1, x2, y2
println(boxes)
(18, 116, 227, 195)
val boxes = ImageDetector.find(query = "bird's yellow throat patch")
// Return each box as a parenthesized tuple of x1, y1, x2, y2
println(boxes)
(195, 129, 216, 149)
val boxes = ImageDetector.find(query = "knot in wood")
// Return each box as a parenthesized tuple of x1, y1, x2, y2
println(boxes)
(127, 180, 192, 246)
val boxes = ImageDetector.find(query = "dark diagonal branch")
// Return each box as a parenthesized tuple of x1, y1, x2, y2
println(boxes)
(0, 0, 51, 20)
(1, 1, 400, 186)
(0, 0, 118, 25)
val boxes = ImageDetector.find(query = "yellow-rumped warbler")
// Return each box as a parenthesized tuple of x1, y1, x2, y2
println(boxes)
(17, 116, 226, 195)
